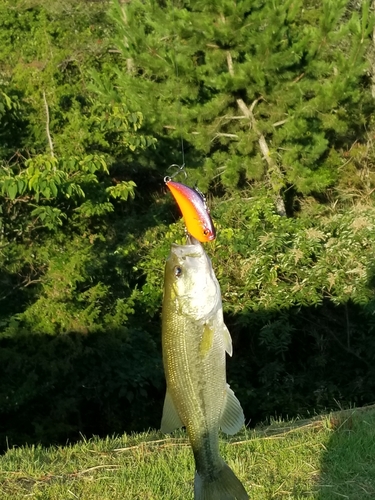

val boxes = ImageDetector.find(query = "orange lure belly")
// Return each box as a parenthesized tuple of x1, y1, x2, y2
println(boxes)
(165, 180, 216, 242)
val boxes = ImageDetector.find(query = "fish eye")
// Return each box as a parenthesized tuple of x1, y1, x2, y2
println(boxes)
(203, 228, 210, 235)
(174, 266, 182, 277)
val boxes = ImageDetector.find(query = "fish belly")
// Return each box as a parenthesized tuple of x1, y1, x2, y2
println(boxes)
(163, 311, 226, 473)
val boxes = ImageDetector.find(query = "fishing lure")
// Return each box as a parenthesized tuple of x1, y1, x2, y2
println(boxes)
(165, 178, 216, 242)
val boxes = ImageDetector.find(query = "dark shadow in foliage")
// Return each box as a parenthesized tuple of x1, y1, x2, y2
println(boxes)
(0, 87, 31, 159)
(225, 296, 375, 428)
(316, 407, 375, 499)
(2, 296, 375, 454)
(0, 202, 171, 454)
(0, 328, 165, 454)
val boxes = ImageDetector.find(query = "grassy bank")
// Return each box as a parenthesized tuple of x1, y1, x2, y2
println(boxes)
(1, 406, 374, 499)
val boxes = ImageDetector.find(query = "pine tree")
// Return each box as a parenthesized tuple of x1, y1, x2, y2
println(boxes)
(110, 0, 375, 212)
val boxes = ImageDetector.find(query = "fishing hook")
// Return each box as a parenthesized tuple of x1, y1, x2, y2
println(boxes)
(164, 163, 187, 183)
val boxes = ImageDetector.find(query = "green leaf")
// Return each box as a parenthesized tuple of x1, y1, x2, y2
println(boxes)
(50, 181, 58, 197)
(29, 172, 40, 190)
(17, 179, 26, 195)
(43, 187, 51, 199)
(7, 181, 17, 200)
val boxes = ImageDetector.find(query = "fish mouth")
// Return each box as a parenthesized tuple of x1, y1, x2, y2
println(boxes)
(186, 234, 201, 246)
(170, 237, 205, 260)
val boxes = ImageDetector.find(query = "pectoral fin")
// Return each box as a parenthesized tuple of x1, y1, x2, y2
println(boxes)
(216, 305, 233, 356)
(220, 384, 245, 435)
(200, 322, 214, 357)
(161, 389, 183, 433)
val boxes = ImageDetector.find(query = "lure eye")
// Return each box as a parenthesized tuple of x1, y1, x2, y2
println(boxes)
(174, 266, 182, 278)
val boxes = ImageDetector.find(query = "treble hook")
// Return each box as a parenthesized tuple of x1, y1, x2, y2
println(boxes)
(164, 164, 187, 183)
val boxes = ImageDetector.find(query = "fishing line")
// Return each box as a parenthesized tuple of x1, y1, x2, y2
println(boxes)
(169, 0, 186, 172)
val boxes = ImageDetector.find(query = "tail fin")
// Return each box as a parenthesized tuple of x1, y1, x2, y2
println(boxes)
(194, 462, 249, 500)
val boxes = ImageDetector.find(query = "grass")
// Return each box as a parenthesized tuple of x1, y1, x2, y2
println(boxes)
(1, 406, 374, 499)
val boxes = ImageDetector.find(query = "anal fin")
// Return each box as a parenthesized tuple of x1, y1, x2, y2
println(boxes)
(161, 389, 184, 433)
(220, 384, 245, 436)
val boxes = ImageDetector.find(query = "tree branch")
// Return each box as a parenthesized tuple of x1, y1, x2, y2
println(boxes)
(226, 51, 287, 216)
(117, 1, 135, 73)
(236, 98, 277, 178)
(163, 125, 201, 135)
(226, 51, 234, 77)
(43, 91, 54, 157)
(273, 119, 289, 127)
(222, 115, 250, 120)
(211, 133, 239, 142)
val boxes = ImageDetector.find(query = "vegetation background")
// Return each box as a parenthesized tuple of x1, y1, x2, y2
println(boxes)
(1, 0, 375, 451)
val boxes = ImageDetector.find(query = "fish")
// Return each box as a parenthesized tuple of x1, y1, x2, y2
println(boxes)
(165, 180, 216, 242)
(161, 236, 249, 500)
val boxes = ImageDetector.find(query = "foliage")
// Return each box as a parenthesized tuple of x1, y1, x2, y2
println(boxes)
(0, 0, 155, 232)
(0, 1, 161, 447)
(0, 328, 164, 450)
(0, 0, 155, 328)
(110, 0, 375, 205)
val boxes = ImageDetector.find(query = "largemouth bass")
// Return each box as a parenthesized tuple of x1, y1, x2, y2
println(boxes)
(161, 238, 249, 500)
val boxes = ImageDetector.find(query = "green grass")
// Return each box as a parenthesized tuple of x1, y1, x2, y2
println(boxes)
(1, 406, 374, 499)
